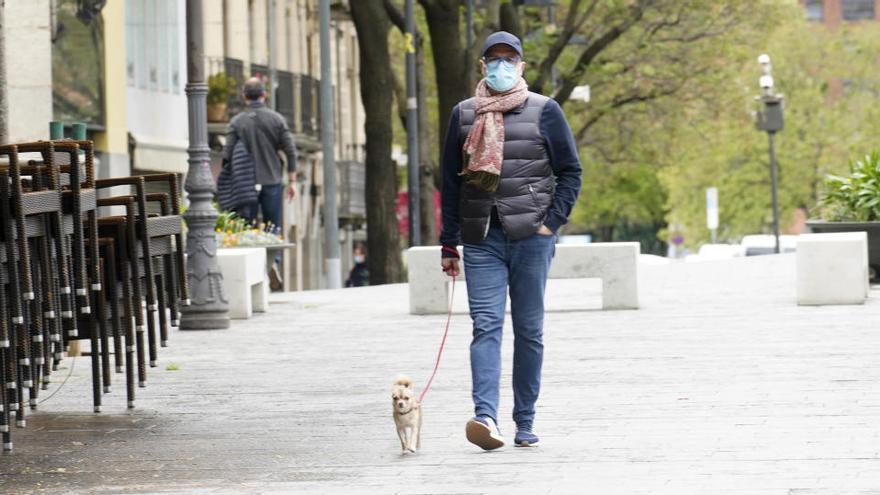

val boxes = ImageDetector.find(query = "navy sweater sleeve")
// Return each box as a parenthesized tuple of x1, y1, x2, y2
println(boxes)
(439, 105, 463, 258)
(540, 99, 582, 233)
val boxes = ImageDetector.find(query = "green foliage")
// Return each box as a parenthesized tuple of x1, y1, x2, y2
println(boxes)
(820, 152, 880, 222)
(207, 72, 236, 106)
(550, 0, 788, 245)
(214, 208, 284, 247)
(404, 0, 880, 251)
(659, 16, 880, 246)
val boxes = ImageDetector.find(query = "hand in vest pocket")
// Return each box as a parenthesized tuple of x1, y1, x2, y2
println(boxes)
(536, 224, 554, 236)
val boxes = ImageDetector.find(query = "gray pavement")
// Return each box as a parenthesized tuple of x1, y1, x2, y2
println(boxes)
(1, 254, 879, 494)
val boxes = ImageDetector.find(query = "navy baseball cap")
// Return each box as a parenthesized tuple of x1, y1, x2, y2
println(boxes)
(482, 31, 524, 59)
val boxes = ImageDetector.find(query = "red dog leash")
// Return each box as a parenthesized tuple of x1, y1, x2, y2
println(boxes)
(418, 273, 456, 403)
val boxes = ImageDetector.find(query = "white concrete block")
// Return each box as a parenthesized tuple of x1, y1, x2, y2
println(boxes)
(405, 242, 640, 314)
(550, 243, 639, 310)
(796, 232, 869, 306)
(217, 248, 270, 319)
(406, 246, 461, 315)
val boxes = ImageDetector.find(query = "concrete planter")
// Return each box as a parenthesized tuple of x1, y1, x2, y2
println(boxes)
(806, 220, 880, 281)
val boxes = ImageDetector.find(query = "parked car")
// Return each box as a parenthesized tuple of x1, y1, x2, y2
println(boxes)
(740, 234, 798, 256)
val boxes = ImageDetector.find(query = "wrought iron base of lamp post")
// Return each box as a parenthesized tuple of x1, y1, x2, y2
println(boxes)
(179, 81, 230, 330)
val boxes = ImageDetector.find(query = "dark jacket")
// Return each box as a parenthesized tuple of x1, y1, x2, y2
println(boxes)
(217, 139, 258, 210)
(226, 102, 298, 185)
(440, 93, 582, 253)
(345, 263, 369, 287)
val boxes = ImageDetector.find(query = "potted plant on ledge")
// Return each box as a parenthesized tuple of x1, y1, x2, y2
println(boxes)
(808, 151, 880, 281)
(207, 72, 236, 123)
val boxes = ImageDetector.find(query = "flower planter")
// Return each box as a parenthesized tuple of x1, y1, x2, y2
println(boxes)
(806, 220, 880, 281)
(207, 102, 228, 123)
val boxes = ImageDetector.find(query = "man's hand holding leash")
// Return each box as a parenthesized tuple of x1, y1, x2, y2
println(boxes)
(441, 246, 460, 277)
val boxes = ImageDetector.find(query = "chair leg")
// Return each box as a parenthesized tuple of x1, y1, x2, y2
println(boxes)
(27, 248, 44, 410)
(133, 186, 157, 379)
(87, 284, 102, 413)
(118, 226, 137, 409)
(95, 258, 111, 394)
(0, 350, 11, 451)
(147, 273, 159, 368)
(49, 209, 70, 371)
(103, 243, 124, 375)
(156, 260, 170, 348)
(60, 233, 80, 352)
(164, 252, 180, 332)
(0, 175, 25, 427)
(126, 248, 146, 389)
(0, 276, 12, 451)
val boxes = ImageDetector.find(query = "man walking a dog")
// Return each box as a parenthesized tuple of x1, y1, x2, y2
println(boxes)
(439, 32, 582, 450)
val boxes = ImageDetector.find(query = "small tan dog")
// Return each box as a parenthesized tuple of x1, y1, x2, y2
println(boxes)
(391, 375, 422, 453)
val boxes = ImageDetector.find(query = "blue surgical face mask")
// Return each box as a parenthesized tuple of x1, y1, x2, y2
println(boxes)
(485, 61, 521, 93)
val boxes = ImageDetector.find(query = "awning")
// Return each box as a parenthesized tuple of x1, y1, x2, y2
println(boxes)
(129, 133, 190, 174)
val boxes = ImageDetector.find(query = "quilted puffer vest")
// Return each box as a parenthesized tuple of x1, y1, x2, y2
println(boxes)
(458, 92, 554, 243)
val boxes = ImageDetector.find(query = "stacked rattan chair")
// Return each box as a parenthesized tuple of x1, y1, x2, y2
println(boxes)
(0, 140, 188, 451)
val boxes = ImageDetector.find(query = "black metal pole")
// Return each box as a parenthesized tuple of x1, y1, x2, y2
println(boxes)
(768, 130, 780, 254)
(180, 0, 230, 329)
(405, 0, 420, 246)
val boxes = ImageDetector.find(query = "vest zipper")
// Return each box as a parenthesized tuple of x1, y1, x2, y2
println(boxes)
(485, 198, 499, 239)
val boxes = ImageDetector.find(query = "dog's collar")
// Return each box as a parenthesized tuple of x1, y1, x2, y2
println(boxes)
(398, 407, 414, 416)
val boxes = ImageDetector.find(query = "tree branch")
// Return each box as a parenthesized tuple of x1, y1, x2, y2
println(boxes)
(554, 0, 650, 107)
(574, 83, 686, 143)
(384, 0, 406, 34)
(531, 0, 594, 95)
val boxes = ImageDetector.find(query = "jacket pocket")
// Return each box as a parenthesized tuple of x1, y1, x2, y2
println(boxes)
(528, 184, 539, 207)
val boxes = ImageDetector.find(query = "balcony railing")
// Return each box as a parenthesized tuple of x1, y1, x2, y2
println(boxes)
(206, 57, 321, 140)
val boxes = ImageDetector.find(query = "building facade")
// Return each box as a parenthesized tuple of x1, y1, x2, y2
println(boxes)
(201, 0, 367, 291)
(803, 0, 880, 25)
(3, 0, 366, 291)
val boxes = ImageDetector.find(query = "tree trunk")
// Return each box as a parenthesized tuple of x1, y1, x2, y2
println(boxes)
(350, 0, 404, 284)
(416, 34, 437, 244)
(384, 0, 437, 244)
(419, 0, 468, 155)
(0, 0, 8, 145)
(499, 3, 521, 38)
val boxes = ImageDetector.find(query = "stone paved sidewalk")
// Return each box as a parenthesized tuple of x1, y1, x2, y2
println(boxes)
(1, 254, 879, 494)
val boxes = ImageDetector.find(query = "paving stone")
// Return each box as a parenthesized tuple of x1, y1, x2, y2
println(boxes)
(0, 254, 878, 494)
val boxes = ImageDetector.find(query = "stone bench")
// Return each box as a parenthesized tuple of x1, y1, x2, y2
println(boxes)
(216, 247, 270, 319)
(796, 232, 869, 305)
(405, 243, 640, 315)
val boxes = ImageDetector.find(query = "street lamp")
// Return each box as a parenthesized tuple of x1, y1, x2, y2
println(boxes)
(754, 53, 784, 254)
(179, 0, 230, 329)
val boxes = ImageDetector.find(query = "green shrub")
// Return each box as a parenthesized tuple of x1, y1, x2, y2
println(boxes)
(207, 72, 236, 106)
(820, 152, 880, 222)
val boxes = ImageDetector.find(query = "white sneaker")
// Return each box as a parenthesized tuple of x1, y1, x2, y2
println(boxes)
(466, 416, 505, 450)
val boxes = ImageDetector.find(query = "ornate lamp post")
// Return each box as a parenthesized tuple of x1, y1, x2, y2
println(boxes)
(755, 54, 784, 254)
(179, 0, 230, 329)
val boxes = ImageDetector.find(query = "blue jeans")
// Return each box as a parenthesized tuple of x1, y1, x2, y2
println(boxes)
(234, 183, 283, 264)
(235, 184, 283, 232)
(463, 223, 556, 427)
